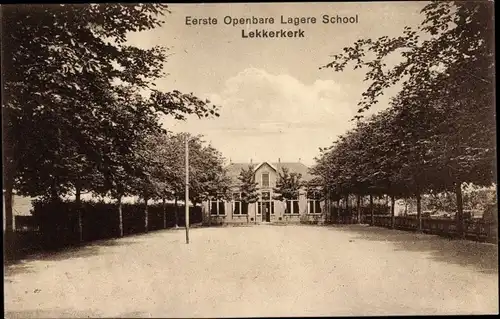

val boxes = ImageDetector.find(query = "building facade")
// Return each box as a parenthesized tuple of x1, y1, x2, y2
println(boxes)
(201, 161, 326, 225)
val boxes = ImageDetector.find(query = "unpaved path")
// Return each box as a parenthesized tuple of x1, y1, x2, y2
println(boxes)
(4, 225, 498, 317)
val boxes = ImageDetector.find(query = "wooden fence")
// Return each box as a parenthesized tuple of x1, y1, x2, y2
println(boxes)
(325, 205, 389, 225)
(362, 215, 497, 244)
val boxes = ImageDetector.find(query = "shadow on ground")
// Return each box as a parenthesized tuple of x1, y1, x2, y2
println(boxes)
(4, 237, 142, 279)
(4, 226, 189, 269)
(5, 308, 152, 318)
(329, 224, 498, 275)
(5, 308, 104, 318)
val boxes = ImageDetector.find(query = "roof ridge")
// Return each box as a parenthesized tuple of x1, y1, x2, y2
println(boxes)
(228, 161, 305, 164)
(274, 162, 310, 167)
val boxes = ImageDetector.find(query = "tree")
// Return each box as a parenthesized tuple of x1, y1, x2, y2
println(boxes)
(132, 131, 173, 233)
(238, 165, 259, 220)
(187, 138, 232, 205)
(141, 131, 183, 230)
(321, 1, 493, 116)
(310, 105, 443, 228)
(138, 132, 230, 226)
(318, 1, 494, 236)
(2, 4, 220, 235)
(273, 167, 303, 217)
(273, 167, 302, 201)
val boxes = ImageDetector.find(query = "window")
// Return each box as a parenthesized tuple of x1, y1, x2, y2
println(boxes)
(307, 190, 322, 214)
(233, 192, 247, 215)
(210, 201, 217, 215)
(262, 191, 270, 201)
(285, 192, 300, 214)
(257, 191, 274, 215)
(262, 172, 270, 188)
(308, 200, 322, 214)
(210, 199, 226, 216)
(286, 200, 300, 214)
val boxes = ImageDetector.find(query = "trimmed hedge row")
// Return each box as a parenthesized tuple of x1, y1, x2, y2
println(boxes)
(17, 200, 201, 251)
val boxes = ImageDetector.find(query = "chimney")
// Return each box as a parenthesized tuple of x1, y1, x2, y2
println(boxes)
(278, 158, 281, 163)
(298, 157, 301, 163)
(250, 158, 253, 164)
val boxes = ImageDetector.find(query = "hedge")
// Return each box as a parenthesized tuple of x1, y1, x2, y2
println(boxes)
(15, 200, 202, 251)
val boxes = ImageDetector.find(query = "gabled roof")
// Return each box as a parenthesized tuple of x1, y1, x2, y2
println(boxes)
(226, 161, 313, 185)
(253, 161, 277, 172)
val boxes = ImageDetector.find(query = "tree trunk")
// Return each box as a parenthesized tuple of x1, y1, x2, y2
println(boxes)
(246, 202, 249, 224)
(117, 195, 123, 237)
(50, 181, 59, 202)
(144, 196, 149, 232)
(356, 195, 361, 224)
(336, 199, 340, 223)
(162, 197, 167, 229)
(390, 195, 395, 229)
(4, 181, 14, 233)
(75, 183, 83, 243)
(345, 194, 350, 224)
(416, 190, 422, 232)
(3, 164, 15, 260)
(455, 181, 464, 238)
(327, 195, 331, 224)
(370, 194, 374, 226)
(254, 202, 257, 225)
(324, 190, 329, 224)
(208, 201, 212, 226)
(174, 197, 179, 228)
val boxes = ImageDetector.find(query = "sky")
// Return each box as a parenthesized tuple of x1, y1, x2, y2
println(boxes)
(126, 2, 428, 166)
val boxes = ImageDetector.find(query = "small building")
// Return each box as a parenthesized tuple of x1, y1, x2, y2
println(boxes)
(201, 161, 326, 225)
(3, 191, 37, 231)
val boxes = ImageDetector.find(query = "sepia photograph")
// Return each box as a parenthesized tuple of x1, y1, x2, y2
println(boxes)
(2, 1, 497, 317)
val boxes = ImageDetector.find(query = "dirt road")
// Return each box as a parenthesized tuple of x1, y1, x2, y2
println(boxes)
(4, 224, 498, 317)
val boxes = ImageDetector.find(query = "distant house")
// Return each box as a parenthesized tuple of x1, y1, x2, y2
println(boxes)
(201, 161, 326, 225)
(2, 191, 37, 231)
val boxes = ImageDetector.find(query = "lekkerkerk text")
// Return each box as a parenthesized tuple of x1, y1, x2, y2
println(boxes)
(185, 14, 359, 38)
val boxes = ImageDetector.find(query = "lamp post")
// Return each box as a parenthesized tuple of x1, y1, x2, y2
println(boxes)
(185, 135, 190, 244)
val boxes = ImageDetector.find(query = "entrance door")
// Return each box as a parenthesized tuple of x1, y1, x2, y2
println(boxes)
(260, 191, 272, 223)
(263, 202, 271, 222)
